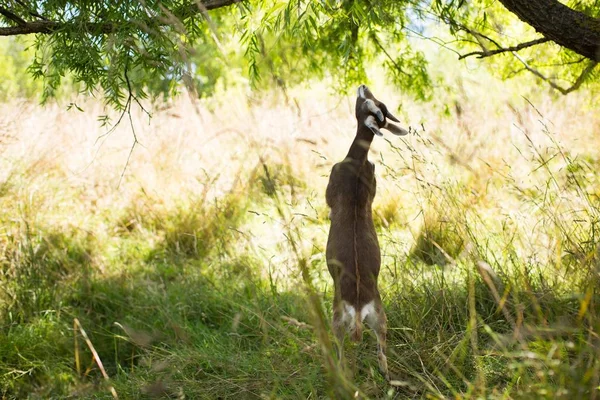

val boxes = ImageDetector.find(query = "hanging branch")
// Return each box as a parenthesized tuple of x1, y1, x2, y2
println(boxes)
(511, 54, 598, 95)
(117, 64, 143, 188)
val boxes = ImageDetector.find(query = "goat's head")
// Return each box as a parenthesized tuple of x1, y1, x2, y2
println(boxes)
(355, 85, 408, 137)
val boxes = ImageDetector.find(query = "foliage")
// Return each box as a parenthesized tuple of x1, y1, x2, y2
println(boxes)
(1, 0, 599, 109)
(0, 37, 42, 100)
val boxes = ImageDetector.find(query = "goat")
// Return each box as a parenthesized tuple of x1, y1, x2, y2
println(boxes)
(325, 85, 408, 379)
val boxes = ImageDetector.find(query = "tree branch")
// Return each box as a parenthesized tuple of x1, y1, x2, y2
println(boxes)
(459, 37, 551, 60)
(511, 53, 598, 95)
(0, 0, 242, 37)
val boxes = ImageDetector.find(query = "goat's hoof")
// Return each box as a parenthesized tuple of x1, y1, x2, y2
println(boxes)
(380, 370, 390, 382)
(376, 364, 390, 381)
(378, 355, 389, 381)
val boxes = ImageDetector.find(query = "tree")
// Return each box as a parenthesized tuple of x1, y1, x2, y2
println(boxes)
(0, 0, 598, 108)
(498, 0, 600, 62)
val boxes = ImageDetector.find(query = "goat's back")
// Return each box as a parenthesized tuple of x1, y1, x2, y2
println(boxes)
(325, 158, 381, 307)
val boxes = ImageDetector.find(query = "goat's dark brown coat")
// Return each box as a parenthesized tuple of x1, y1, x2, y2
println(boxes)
(325, 132, 381, 322)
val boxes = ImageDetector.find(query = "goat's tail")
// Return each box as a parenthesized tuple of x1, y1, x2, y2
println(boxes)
(350, 309, 363, 342)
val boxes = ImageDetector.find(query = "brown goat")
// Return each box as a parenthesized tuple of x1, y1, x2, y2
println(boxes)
(326, 85, 407, 379)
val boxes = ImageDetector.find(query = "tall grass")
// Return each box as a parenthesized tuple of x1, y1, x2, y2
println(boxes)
(0, 73, 599, 399)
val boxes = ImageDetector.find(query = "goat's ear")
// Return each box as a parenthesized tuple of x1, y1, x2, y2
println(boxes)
(382, 120, 408, 136)
(365, 115, 383, 136)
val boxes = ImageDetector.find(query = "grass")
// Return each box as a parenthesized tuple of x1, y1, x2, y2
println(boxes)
(1, 67, 600, 399)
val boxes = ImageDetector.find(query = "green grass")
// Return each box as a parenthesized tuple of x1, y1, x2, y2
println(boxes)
(1, 80, 600, 399)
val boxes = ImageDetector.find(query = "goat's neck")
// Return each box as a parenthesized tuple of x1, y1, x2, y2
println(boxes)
(345, 123, 374, 164)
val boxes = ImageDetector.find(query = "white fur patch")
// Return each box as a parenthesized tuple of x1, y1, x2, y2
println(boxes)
(341, 300, 376, 325)
(343, 303, 356, 322)
(358, 85, 366, 98)
(364, 99, 384, 121)
(365, 115, 382, 136)
(360, 301, 376, 322)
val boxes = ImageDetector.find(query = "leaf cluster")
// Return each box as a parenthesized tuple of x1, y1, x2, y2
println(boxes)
(1, 0, 598, 109)
(2, 1, 235, 108)
(242, 0, 433, 98)
(430, 0, 599, 93)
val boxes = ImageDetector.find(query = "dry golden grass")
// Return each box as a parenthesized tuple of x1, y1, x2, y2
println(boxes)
(1, 75, 598, 286)
(2, 78, 595, 215)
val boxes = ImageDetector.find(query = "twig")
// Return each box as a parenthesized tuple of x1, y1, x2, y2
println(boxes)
(90, 64, 147, 187)
(371, 34, 408, 76)
(0, 6, 27, 25)
(512, 53, 598, 95)
(429, 238, 456, 265)
(73, 318, 118, 399)
(15, 0, 49, 21)
(452, 20, 596, 94)
(193, 0, 224, 51)
(404, 26, 463, 57)
(451, 22, 503, 49)
(118, 65, 142, 189)
(459, 37, 550, 60)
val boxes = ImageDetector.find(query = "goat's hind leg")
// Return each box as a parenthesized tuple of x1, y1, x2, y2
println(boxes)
(332, 306, 346, 363)
(365, 300, 389, 380)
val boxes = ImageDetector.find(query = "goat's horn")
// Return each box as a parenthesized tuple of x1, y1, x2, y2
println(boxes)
(386, 110, 400, 123)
